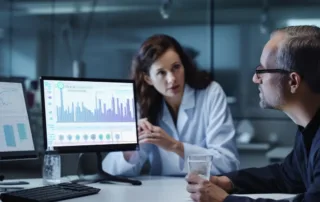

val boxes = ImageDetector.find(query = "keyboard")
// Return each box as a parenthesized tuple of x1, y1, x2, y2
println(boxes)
(0, 182, 100, 202)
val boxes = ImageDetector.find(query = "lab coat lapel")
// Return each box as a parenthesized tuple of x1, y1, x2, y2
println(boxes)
(161, 103, 174, 132)
(177, 85, 195, 134)
(160, 85, 195, 136)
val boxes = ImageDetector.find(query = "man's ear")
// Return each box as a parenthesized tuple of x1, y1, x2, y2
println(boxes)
(289, 72, 302, 93)
(144, 74, 153, 86)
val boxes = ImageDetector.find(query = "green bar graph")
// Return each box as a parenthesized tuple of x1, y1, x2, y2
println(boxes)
(17, 123, 27, 140)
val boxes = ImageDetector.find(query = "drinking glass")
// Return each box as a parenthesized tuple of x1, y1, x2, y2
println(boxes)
(187, 154, 213, 180)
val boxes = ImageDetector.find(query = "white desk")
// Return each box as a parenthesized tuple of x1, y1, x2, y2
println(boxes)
(0, 176, 296, 201)
(266, 146, 292, 162)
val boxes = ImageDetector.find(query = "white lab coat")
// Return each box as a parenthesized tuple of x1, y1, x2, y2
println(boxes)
(102, 81, 239, 176)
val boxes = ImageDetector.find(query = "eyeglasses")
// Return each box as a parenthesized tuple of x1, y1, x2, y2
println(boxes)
(255, 65, 291, 75)
(254, 65, 293, 80)
(255, 65, 304, 81)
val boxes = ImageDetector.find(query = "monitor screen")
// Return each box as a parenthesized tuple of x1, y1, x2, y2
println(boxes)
(40, 77, 139, 153)
(0, 79, 36, 160)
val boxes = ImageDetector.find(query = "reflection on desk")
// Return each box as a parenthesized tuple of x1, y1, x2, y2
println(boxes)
(0, 176, 296, 202)
(234, 193, 295, 201)
(266, 146, 293, 163)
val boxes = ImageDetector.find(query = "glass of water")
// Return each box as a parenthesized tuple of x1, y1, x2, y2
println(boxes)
(42, 153, 61, 185)
(187, 154, 213, 180)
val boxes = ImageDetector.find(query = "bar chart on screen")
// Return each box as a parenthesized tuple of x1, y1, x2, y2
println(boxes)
(0, 82, 35, 152)
(43, 80, 138, 147)
(56, 89, 135, 123)
(46, 81, 135, 123)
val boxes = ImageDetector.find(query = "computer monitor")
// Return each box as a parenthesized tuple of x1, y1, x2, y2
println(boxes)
(39, 76, 141, 185)
(0, 78, 37, 187)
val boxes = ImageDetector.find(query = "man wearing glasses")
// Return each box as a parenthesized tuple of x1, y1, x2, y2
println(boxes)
(186, 25, 320, 202)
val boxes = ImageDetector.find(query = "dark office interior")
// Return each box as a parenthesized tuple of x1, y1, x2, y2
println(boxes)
(1, 0, 320, 178)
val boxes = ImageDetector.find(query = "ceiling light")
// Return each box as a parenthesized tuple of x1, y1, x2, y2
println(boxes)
(286, 19, 320, 27)
(160, 0, 172, 19)
(15, 2, 155, 15)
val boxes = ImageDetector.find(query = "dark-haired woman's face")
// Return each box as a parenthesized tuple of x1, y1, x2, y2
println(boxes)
(144, 48, 185, 99)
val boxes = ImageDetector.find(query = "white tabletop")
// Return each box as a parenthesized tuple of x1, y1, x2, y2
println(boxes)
(0, 176, 296, 202)
(266, 146, 292, 160)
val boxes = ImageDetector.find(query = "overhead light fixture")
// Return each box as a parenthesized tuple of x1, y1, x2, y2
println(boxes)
(27, 6, 152, 15)
(15, 2, 155, 15)
(259, 0, 269, 35)
(160, 0, 172, 20)
(286, 19, 320, 27)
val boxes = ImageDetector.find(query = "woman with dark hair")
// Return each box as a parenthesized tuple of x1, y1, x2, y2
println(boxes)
(103, 34, 239, 176)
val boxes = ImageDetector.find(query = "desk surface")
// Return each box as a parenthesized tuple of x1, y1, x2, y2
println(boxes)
(266, 146, 292, 159)
(0, 176, 296, 202)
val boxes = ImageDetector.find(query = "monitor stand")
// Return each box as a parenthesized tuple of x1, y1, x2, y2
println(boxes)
(0, 174, 29, 186)
(71, 152, 142, 186)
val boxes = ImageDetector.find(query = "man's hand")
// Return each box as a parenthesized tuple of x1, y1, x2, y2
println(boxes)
(186, 173, 229, 202)
(210, 176, 234, 193)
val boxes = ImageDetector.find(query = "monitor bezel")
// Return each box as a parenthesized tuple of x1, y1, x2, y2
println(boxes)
(39, 76, 140, 154)
(0, 77, 38, 160)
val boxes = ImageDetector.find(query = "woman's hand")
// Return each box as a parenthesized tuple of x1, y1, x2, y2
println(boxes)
(139, 125, 179, 151)
(137, 118, 184, 157)
(138, 118, 153, 132)
(122, 118, 153, 161)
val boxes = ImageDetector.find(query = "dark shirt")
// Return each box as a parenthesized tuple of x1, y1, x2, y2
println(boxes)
(223, 109, 320, 202)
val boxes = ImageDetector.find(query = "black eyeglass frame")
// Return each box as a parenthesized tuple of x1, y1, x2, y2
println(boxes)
(254, 65, 304, 81)
(255, 65, 292, 74)
(255, 69, 292, 74)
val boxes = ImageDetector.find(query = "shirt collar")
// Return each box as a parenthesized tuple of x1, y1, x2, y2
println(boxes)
(298, 107, 320, 136)
(298, 107, 320, 155)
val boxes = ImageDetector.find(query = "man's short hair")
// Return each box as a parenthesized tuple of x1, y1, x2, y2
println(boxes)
(274, 25, 320, 94)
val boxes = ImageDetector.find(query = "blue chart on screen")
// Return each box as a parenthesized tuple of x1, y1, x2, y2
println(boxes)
(55, 82, 135, 123)
(3, 125, 16, 147)
(2, 124, 28, 147)
(42, 80, 138, 148)
(0, 82, 35, 152)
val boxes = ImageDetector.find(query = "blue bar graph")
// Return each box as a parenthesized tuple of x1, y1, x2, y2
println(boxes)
(17, 123, 27, 140)
(56, 89, 135, 123)
(3, 125, 16, 147)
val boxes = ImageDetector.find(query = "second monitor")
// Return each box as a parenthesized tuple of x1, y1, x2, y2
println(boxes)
(40, 76, 141, 185)
(0, 78, 37, 187)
